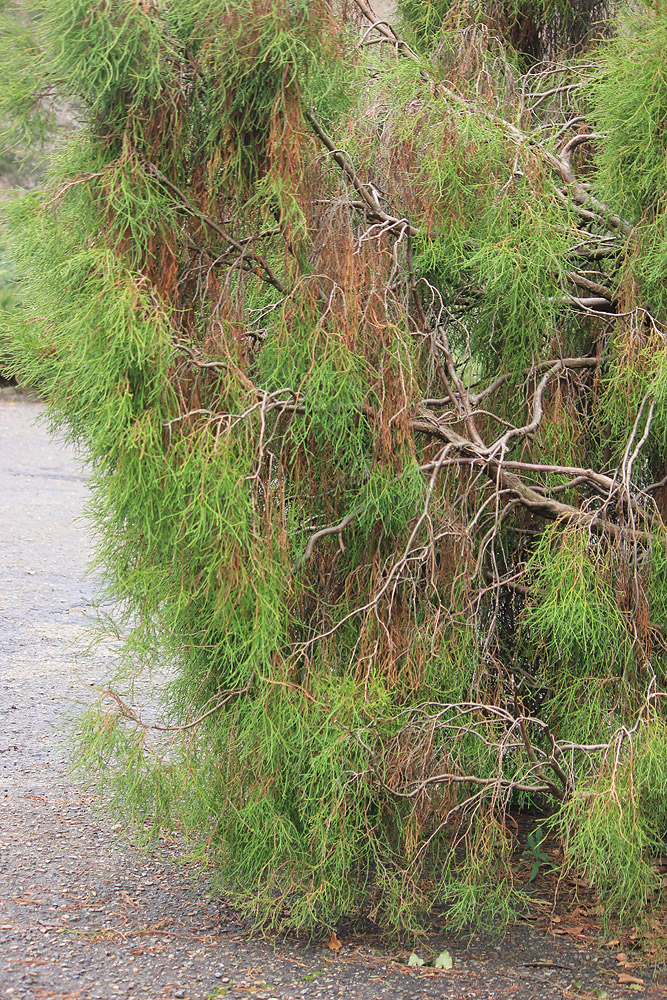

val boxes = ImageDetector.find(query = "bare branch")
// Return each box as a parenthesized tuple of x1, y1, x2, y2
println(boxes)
(143, 162, 287, 294)
(295, 505, 365, 569)
(305, 110, 418, 237)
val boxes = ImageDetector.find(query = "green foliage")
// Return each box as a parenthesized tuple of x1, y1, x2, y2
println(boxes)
(383, 80, 573, 372)
(0, 247, 17, 379)
(591, 3, 667, 224)
(0, 8, 52, 150)
(396, 0, 604, 61)
(591, 2, 667, 319)
(3, 0, 667, 939)
(0, 251, 15, 311)
(522, 525, 634, 740)
(395, 0, 452, 50)
(556, 719, 667, 921)
(522, 826, 552, 882)
(598, 324, 667, 471)
(40, 0, 175, 115)
(439, 819, 529, 930)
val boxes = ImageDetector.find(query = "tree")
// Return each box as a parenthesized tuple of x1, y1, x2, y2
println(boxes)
(3, 0, 667, 934)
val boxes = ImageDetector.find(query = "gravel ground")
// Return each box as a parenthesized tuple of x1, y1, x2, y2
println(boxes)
(1, 393, 666, 1000)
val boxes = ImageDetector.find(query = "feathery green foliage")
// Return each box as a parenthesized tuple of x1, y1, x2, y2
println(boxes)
(2, 0, 667, 937)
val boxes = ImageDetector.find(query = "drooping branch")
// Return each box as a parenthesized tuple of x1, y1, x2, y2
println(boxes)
(350, 0, 632, 233)
(143, 162, 288, 294)
(305, 110, 418, 238)
(306, 115, 620, 324)
(295, 504, 365, 568)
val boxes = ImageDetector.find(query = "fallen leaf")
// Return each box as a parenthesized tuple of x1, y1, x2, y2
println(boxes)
(554, 922, 584, 937)
(618, 973, 644, 986)
(327, 931, 342, 952)
(407, 952, 424, 967)
(606, 939, 620, 947)
(434, 950, 453, 970)
(616, 952, 627, 963)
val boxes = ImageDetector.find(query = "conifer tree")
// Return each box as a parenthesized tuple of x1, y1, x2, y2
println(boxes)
(3, 0, 667, 933)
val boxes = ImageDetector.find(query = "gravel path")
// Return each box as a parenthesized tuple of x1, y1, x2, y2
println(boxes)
(1, 394, 666, 1000)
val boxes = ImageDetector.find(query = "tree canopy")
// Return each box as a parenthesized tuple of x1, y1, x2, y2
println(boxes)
(3, 0, 667, 935)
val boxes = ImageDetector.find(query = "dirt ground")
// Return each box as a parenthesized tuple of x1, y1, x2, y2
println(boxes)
(1, 392, 667, 1000)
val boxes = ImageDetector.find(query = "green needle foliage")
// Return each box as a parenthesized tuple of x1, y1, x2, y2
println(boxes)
(3, 0, 667, 936)
(0, 249, 16, 380)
